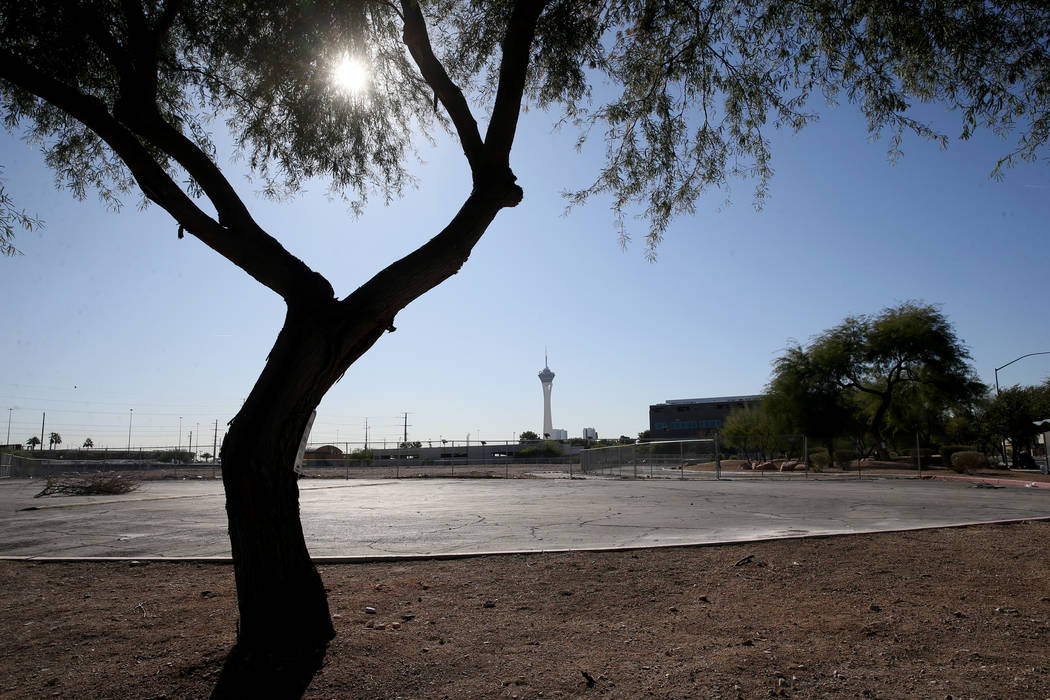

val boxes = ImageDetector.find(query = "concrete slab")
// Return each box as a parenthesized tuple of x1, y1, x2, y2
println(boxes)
(1, 476, 1049, 559)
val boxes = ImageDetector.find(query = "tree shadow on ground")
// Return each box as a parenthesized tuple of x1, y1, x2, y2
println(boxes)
(211, 642, 327, 699)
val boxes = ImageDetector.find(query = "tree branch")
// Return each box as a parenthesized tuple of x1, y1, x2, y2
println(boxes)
(0, 51, 332, 305)
(400, 0, 486, 173)
(485, 0, 550, 164)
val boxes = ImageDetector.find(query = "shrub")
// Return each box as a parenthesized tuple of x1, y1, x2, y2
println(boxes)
(809, 449, 830, 470)
(950, 451, 988, 473)
(939, 444, 974, 466)
(36, 472, 140, 497)
(516, 441, 563, 458)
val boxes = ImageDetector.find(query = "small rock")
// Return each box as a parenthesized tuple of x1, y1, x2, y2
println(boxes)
(374, 623, 386, 630)
(391, 622, 401, 630)
(483, 600, 496, 608)
(364, 606, 377, 615)
(200, 590, 214, 599)
(128, 560, 146, 568)
(401, 613, 416, 621)
(698, 595, 710, 603)
(869, 604, 881, 612)
(668, 606, 678, 613)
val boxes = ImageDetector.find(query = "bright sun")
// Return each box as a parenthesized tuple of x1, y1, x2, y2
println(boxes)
(332, 53, 368, 95)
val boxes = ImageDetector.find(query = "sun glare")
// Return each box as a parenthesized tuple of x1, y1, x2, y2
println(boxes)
(332, 53, 368, 95)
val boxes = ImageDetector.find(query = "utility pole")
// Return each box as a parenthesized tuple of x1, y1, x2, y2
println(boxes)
(213, 420, 218, 463)
(40, 411, 45, 452)
(364, 418, 369, 450)
(6, 408, 11, 445)
(402, 412, 411, 446)
(127, 408, 133, 451)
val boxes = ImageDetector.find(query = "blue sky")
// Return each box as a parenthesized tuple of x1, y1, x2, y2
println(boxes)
(2, 95, 1049, 451)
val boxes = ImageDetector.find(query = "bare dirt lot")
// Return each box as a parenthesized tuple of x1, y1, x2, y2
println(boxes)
(3, 520, 1049, 698)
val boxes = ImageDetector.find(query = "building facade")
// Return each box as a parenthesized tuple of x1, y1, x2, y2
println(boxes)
(648, 395, 763, 439)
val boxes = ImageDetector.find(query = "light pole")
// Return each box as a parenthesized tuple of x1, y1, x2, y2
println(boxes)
(127, 409, 133, 451)
(993, 351, 1050, 468)
(6, 408, 11, 445)
(994, 351, 1050, 396)
(178, 416, 182, 452)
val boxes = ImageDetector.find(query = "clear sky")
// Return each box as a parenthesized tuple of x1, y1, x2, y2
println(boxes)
(2, 94, 1049, 451)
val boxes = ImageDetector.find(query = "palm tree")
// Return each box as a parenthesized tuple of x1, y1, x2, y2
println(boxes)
(82, 438, 94, 449)
(48, 432, 62, 451)
(25, 436, 40, 450)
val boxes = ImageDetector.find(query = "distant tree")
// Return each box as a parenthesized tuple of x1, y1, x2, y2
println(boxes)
(769, 303, 982, 459)
(25, 436, 40, 450)
(764, 345, 861, 466)
(637, 430, 654, 442)
(4, 0, 1048, 685)
(82, 438, 94, 449)
(398, 440, 422, 449)
(200, 452, 213, 462)
(48, 432, 62, 450)
(616, 435, 634, 445)
(982, 383, 1050, 468)
(722, 404, 772, 439)
(518, 431, 540, 443)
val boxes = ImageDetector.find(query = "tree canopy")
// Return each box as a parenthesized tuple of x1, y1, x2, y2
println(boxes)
(764, 302, 984, 458)
(2, 1, 1049, 259)
(983, 382, 1050, 467)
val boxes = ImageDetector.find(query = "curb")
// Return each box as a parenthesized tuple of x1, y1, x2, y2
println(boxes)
(923, 474, 1050, 489)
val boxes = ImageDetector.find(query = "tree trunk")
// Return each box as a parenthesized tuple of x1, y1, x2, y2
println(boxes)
(212, 305, 384, 696)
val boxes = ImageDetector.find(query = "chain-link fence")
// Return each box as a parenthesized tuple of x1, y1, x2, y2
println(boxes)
(580, 436, 820, 479)
(579, 439, 721, 479)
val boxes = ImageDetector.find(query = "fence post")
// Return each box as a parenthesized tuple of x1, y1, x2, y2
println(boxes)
(916, 432, 921, 476)
(715, 435, 721, 480)
(679, 440, 685, 480)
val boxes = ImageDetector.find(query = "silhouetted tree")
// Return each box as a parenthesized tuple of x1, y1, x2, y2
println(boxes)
(3, 0, 1047, 687)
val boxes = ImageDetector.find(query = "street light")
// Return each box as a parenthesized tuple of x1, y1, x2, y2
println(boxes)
(6, 408, 11, 446)
(127, 409, 133, 451)
(994, 351, 1050, 396)
(993, 351, 1050, 468)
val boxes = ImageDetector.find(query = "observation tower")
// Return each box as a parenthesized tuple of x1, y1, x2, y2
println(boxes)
(538, 354, 555, 438)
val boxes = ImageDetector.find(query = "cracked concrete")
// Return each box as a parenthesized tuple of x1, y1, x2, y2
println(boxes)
(1, 476, 1049, 559)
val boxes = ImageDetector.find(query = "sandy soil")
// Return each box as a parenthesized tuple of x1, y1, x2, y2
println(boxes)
(2, 519, 1050, 698)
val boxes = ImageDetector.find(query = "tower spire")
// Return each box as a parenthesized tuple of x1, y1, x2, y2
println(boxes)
(538, 352, 556, 438)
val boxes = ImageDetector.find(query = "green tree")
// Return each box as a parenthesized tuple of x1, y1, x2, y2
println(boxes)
(983, 384, 1050, 467)
(766, 303, 983, 460)
(82, 437, 93, 449)
(814, 303, 981, 458)
(47, 432, 62, 450)
(25, 436, 40, 450)
(764, 345, 860, 466)
(3, 0, 1047, 684)
(518, 430, 540, 442)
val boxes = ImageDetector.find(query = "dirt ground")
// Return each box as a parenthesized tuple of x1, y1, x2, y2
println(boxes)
(2, 520, 1050, 699)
